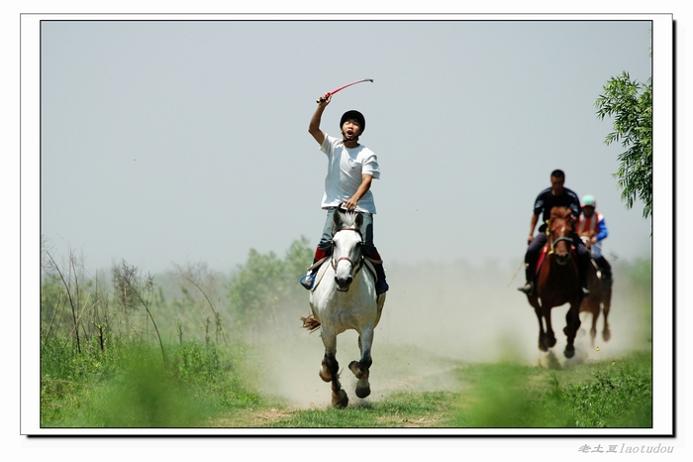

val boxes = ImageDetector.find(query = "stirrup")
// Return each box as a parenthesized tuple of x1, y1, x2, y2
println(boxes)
(299, 271, 316, 290)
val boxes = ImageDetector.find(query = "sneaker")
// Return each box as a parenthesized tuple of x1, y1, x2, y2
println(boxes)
(299, 271, 316, 290)
(517, 281, 534, 295)
(375, 279, 389, 295)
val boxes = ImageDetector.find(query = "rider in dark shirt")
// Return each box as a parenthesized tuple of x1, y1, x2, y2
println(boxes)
(518, 169, 590, 296)
(533, 187, 581, 226)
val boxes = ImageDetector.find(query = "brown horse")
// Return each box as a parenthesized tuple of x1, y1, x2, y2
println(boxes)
(524, 207, 583, 358)
(579, 243, 613, 346)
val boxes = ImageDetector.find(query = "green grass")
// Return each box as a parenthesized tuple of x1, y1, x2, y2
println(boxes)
(269, 391, 451, 428)
(41, 335, 652, 428)
(41, 337, 262, 427)
(449, 351, 652, 428)
(260, 352, 652, 428)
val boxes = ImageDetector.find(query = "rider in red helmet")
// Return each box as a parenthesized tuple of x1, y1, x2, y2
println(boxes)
(299, 93, 388, 294)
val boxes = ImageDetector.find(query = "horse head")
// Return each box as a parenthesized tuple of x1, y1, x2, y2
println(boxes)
(331, 209, 365, 292)
(548, 207, 575, 266)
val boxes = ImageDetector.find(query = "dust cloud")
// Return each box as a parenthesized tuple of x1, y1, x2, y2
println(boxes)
(242, 259, 651, 408)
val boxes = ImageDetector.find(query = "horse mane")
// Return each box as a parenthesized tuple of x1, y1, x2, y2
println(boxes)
(335, 209, 360, 229)
(550, 206, 572, 220)
(549, 206, 575, 233)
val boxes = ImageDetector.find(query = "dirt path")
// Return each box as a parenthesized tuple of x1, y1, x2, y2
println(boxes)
(209, 346, 466, 427)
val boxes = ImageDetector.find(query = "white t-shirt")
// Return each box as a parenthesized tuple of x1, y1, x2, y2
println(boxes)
(320, 134, 380, 213)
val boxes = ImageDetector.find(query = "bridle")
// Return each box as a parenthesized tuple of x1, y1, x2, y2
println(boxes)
(550, 236, 574, 254)
(330, 226, 365, 278)
(547, 218, 575, 256)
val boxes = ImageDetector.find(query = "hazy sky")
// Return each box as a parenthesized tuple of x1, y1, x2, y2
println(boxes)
(41, 20, 652, 272)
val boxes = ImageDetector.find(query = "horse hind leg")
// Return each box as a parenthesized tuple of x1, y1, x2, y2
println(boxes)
(589, 303, 600, 347)
(349, 327, 374, 399)
(328, 361, 348, 408)
(319, 330, 348, 408)
(319, 352, 334, 382)
(602, 288, 612, 342)
(348, 361, 371, 399)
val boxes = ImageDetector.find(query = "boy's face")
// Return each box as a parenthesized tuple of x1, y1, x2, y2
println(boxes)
(341, 119, 362, 141)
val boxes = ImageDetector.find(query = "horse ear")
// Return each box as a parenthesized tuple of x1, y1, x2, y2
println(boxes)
(355, 212, 363, 228)
(333, 210, 342, 227)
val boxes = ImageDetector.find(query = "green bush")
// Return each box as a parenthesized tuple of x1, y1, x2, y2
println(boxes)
(227, 237, 312, 326)
(451, 352, 652, 428)
(41, 341, 263, 427)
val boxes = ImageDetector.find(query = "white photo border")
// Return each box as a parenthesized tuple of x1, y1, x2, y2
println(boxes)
(20, 12, 674, 436)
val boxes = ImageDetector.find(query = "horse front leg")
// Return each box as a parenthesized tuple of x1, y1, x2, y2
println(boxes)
(533, 305, 549, 352)
(544, 306, 557, 348)
(563, 300, 582, 358)
(319, 329, 348, 408)
(349, 326, 374, 398)
(590, 304, 599, 347)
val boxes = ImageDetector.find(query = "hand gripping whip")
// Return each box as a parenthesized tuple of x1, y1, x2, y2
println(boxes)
(316, 78, 374, 102)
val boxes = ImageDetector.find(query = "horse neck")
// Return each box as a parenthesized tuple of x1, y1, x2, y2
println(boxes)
(540, 252, 577, 279)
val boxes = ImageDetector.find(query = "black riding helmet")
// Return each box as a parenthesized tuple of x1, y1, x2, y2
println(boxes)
(340, 110, 365, 134)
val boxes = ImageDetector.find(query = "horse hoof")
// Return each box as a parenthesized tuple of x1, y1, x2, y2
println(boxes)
(332, 389, 348, 408)
(548, 336, 557, 348)
(564, 345, 575, 358)
(355, 384, 371, 399)
(538, 337, 549, 352)
(348, 361, 364, 379)
(603, 330, 611, 342)
(319, 368, 332, 382)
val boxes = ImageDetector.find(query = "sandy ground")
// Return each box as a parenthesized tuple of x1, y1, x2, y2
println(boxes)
(243, 260, 650, 409)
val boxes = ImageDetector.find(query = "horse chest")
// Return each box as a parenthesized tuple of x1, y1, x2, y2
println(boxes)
(311, 288, 376, 328)
(326, 294, 374, 322)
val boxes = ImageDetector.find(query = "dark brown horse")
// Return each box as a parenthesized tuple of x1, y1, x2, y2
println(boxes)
(579, 244, 613, 346)
(524, 207, 583, 358)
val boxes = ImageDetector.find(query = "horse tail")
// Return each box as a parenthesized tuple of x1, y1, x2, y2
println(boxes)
(301, 314, 321, 332)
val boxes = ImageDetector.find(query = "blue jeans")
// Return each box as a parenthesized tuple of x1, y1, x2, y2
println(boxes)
(318, 208, 374, 247)
(315, 208, 386, 291)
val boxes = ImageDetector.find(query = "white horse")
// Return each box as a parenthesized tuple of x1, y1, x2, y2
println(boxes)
(305, 210, 386, 408)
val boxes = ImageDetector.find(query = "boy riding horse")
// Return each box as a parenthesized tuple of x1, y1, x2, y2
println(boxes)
(299, 92, 388, 294)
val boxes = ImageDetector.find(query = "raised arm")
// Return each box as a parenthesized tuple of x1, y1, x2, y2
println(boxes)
(308, 93, 331, 145)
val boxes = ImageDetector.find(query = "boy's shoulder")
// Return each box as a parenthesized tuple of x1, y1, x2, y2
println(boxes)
(356, 143, 374, 156)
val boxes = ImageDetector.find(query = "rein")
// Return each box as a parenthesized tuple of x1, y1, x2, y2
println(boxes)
(546, 217, 575, 255)
(550, 236, 574, 254)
